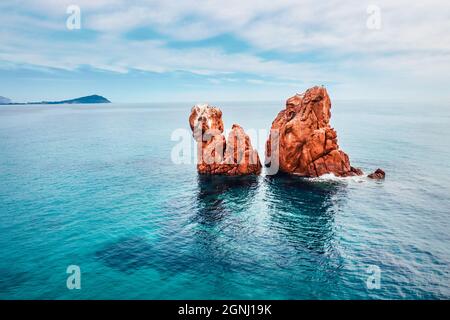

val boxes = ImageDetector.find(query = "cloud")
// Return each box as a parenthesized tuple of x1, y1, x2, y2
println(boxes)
(71, 0, 450, 54)
(0, 0, 449, 100)
(0, 29, 329, 82)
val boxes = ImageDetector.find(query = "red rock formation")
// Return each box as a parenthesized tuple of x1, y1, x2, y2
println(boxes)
(265, 86, 362, 177)
(189, 104, 261, 175)
(368, 168, 385, 179)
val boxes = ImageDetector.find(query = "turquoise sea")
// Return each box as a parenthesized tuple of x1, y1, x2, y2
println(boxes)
(0, 100, 449, 299)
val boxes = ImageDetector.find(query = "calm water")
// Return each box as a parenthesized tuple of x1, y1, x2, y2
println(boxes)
(0, 100, 449, 299)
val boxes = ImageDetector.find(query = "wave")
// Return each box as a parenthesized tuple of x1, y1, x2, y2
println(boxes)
(309, 172, 368, 183)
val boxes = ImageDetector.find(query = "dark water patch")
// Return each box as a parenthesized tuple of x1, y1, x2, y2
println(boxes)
(193, 175, 260, 223)
(0, 268, 31, 294)
(264, 174, 345, 254)
(95, 236, 203, 275)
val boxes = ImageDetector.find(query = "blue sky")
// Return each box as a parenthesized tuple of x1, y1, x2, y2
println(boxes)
(0, 0, 449, 103)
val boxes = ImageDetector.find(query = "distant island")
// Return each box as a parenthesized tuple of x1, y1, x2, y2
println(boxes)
(0, 96, 12, 104)
(0, 95, 111, 105)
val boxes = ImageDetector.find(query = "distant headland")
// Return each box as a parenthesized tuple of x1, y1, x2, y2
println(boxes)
(0, 96, 12, 104)
(0, 95, 111, 105)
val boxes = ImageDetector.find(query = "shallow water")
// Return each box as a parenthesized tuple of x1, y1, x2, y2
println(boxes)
(0, 100, 449, 299)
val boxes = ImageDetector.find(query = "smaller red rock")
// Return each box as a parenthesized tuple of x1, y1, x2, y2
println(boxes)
(189, 104, 261, 175)
(368, 168, 385, 179)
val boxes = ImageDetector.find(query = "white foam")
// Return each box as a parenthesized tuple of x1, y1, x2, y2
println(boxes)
(309, 172, 368, 183)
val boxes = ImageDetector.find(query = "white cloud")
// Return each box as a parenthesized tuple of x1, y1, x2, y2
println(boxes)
(0, 29, 329, 82)
(0, 0, 449, 100)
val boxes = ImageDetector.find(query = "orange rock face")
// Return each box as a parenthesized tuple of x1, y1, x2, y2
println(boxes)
(189, 104, 261, 175)
(265, 86, 362, 177)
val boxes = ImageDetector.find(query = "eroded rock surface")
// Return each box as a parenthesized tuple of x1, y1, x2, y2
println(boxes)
(189, 104, 261, 175)
(265, 86, 362, 177)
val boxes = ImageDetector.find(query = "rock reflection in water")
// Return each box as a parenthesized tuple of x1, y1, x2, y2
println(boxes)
(192, 175, 259, 224)
(264, 173, 347, 257)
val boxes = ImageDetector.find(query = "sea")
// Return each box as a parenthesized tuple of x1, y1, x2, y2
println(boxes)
(0, 100, 449, 299)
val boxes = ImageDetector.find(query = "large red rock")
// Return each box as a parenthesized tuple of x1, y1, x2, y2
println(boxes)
(265, 86, 362, 177)
(189, 104, 261, 175)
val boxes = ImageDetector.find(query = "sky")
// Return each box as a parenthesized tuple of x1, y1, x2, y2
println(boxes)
(0, 0, 449, 103)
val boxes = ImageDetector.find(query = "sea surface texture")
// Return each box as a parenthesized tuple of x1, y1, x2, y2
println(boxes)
(0, 101, 449, 299)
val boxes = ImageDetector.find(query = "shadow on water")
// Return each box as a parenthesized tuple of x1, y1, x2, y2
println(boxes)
(192, 174, 260, 224)
(95, 236, 199, 275)
(95, 173, 348, 280)
(95, 175, 260, 275)
(0, 268, 31, 294)
(184, 175, 262, 275)
(264, 173, 348, 256)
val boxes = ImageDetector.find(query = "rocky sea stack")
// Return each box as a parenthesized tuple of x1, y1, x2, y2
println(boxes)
(265, 86, 363, 177)
(189, 86, 384, 178)
(189, 104, 262, 175)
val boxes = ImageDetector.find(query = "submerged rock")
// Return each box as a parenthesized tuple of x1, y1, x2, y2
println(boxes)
(189, 104, 261, 175)
(265, 86, 363, 177)
(368, 168, 385, 179)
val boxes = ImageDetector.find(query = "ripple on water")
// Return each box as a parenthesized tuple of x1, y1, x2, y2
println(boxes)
(1, 102, 450, 299)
